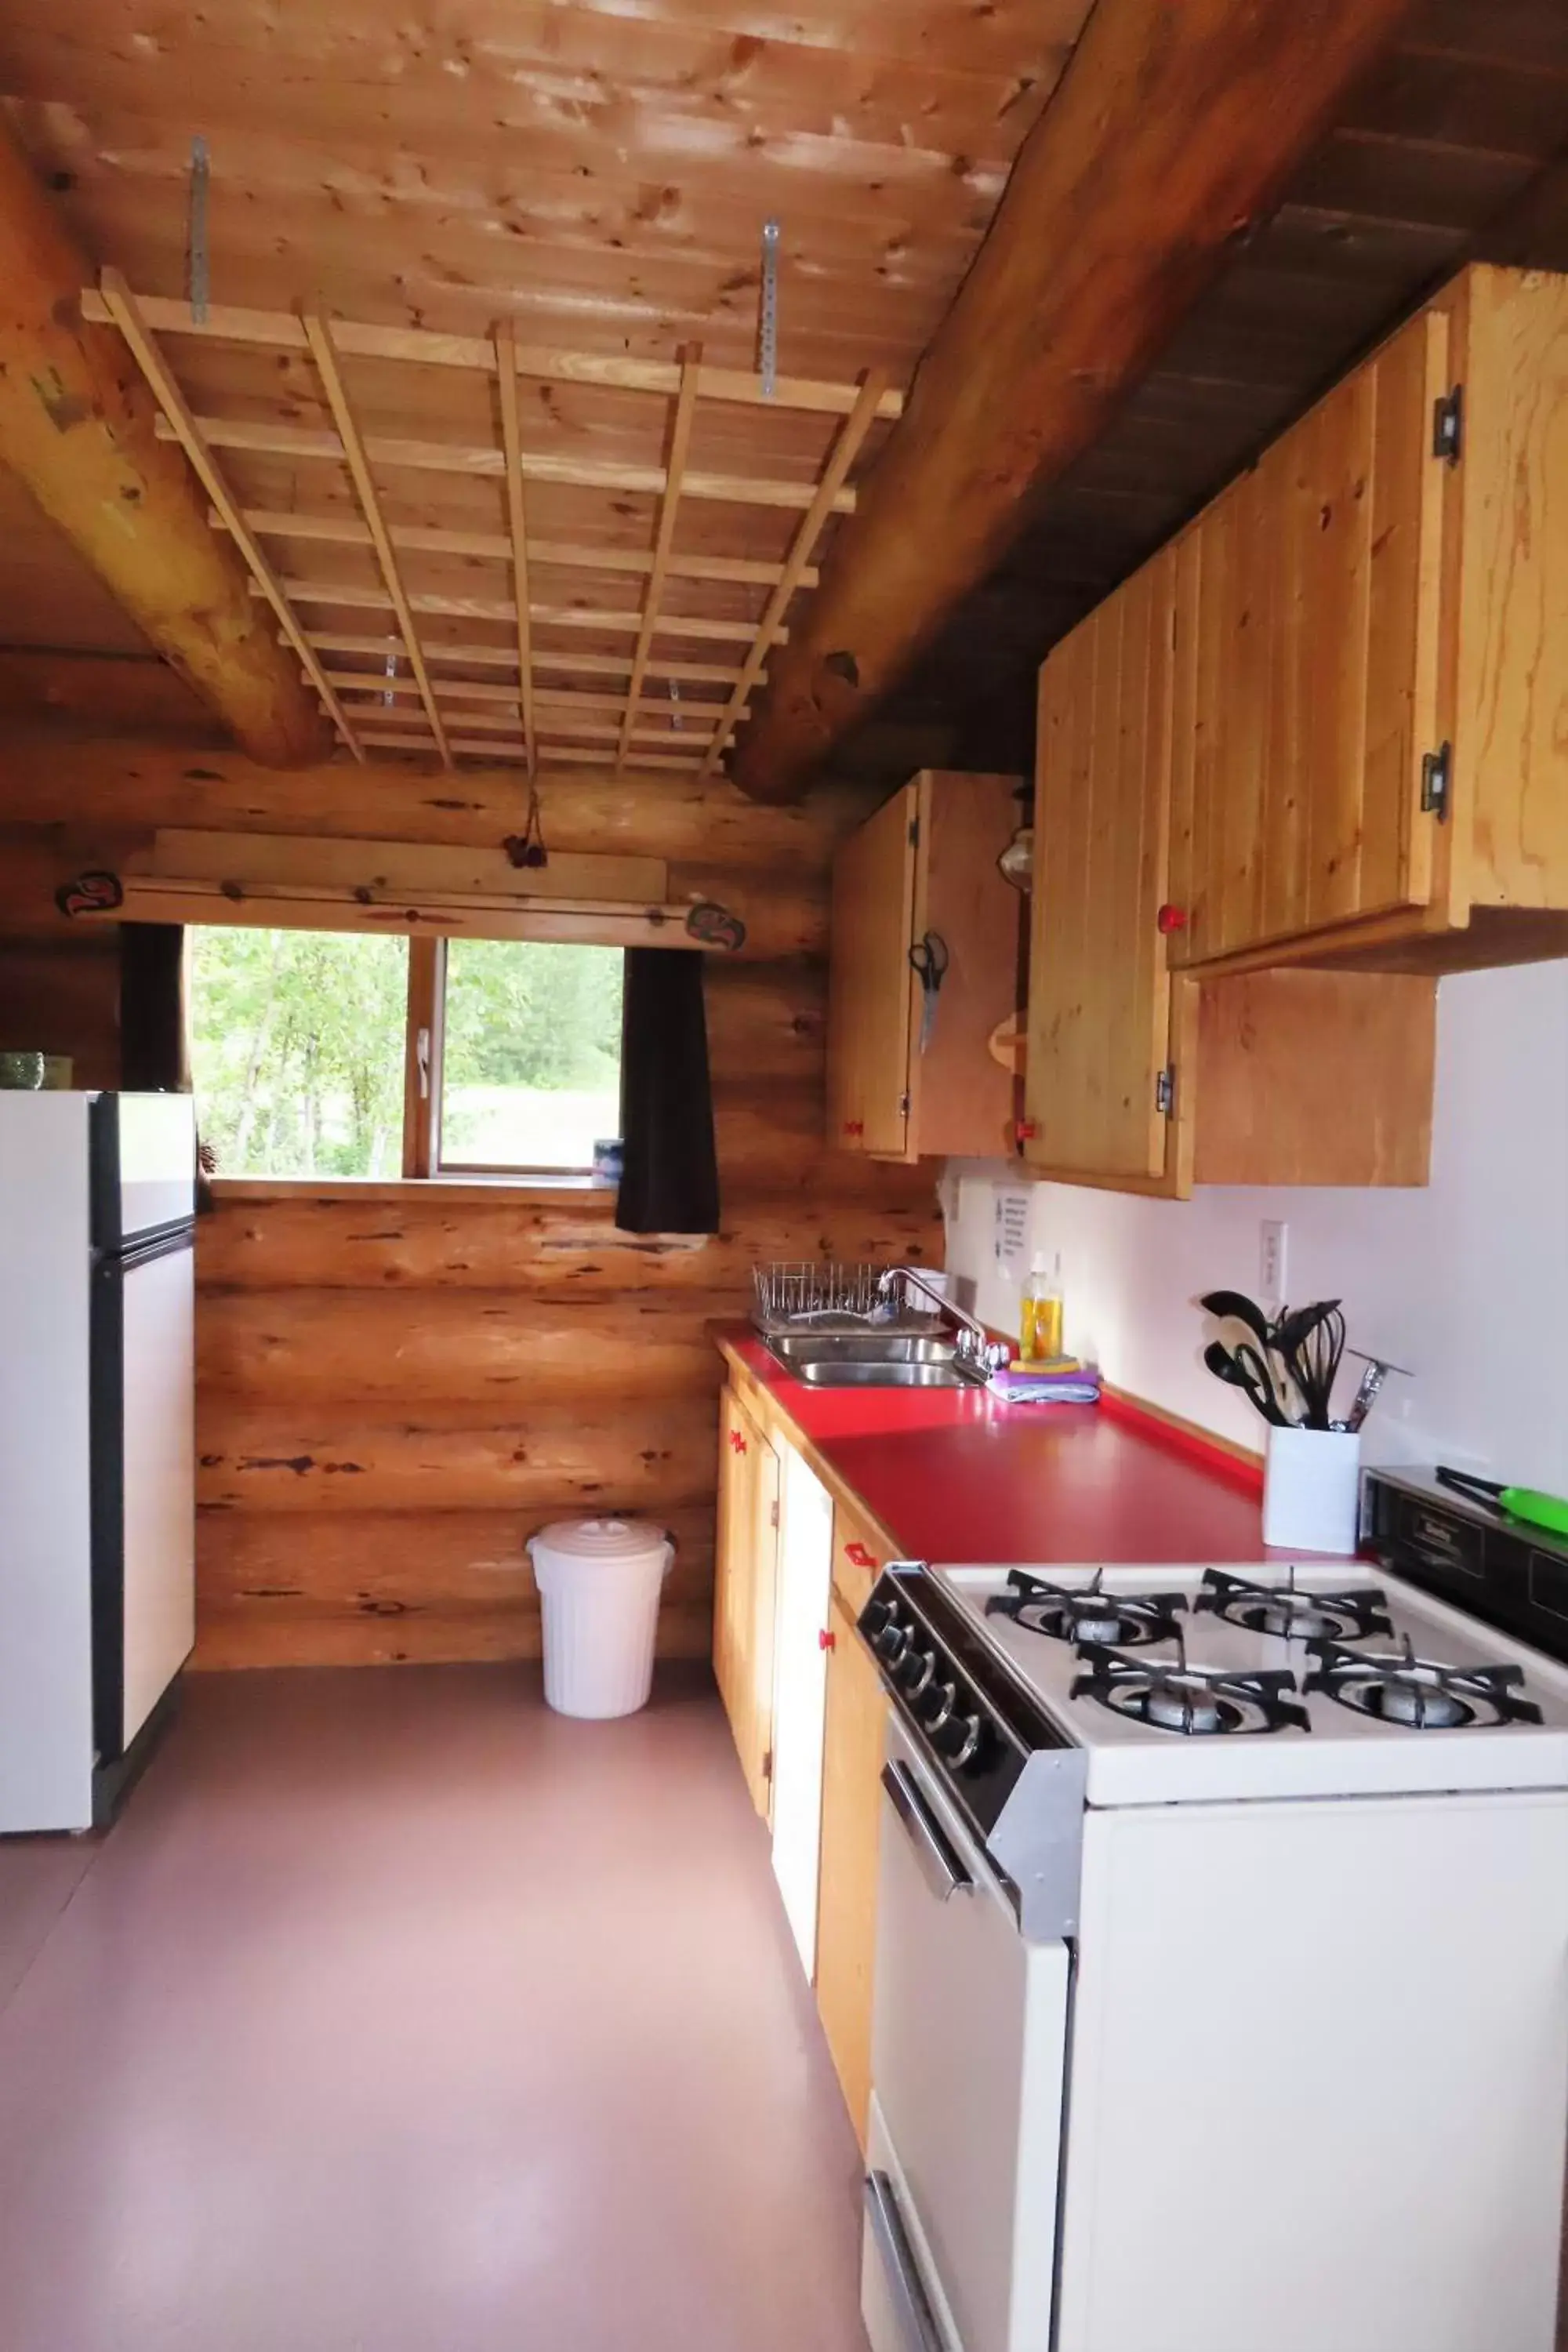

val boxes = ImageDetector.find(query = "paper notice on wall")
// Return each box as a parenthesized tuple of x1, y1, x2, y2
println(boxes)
(993, 1186, 1029, 1274)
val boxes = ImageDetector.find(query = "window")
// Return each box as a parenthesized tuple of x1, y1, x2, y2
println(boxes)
(188, 927, 622, 1184)
(436, 938, 623, 1174)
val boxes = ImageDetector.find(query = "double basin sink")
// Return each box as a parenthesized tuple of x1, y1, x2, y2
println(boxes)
(760, 1330, 988, 1390)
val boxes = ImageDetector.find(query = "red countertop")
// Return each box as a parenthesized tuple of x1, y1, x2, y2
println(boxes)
(717, 1328, 1301, 1568)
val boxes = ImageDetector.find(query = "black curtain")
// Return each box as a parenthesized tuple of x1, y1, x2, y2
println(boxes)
(615, 948, 720, 1235)
(120, 924, 188, 1091)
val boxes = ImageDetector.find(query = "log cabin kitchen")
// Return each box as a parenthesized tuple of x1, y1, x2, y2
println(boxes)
(2, 2, 1568, 2347)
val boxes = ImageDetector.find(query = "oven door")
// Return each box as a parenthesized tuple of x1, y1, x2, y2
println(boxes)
(862, 1712, 1071, 2352)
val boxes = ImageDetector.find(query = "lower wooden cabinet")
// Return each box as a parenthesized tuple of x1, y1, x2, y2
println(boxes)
(813, 1581, 888, 2151)
(713, 1374, 891, 2144)
(713, 1385, 780, 1821)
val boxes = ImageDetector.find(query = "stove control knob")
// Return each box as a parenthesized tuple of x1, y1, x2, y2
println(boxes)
(922, 1679, 959, 1734)
(862, 1598, 895, 1644)
(900, 1646, 937, 1700)
(878, 1621, 912, 1668)
(935, 1709, 986, 1771)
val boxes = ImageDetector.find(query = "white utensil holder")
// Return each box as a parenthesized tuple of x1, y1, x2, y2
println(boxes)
(1262, 1426, 1362, 1555)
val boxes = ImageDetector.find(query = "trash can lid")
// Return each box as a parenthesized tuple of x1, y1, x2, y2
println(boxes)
(530, 1515, 670, 1563)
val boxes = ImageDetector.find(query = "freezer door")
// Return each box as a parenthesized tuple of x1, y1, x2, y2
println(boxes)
(92, 1093, 196, 1250)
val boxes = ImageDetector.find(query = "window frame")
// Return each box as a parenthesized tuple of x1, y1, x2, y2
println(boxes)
(191, 925, 623, 1192)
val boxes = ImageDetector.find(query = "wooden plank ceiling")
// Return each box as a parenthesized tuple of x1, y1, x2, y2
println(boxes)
(0, 0, 1092, 768)
(0, 0, 1566, 771)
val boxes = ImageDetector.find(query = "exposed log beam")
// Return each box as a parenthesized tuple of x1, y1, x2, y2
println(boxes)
(0, 125, 326, 767)
(730, 0, 1419, 801)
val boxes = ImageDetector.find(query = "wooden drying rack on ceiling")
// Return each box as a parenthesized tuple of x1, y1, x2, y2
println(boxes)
(85, 273, 898, 781)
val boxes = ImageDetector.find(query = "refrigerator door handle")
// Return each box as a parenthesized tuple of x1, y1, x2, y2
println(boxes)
(104, 1218, 197, 1276)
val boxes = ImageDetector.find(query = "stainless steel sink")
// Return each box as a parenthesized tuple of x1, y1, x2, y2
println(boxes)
(760, 1327, 988, 1388)
(793, 1358, 982, 1390)
(767, 1331, 953, 1368)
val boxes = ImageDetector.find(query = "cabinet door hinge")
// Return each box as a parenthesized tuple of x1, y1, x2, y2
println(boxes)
(1155, 1066, 1175, 1117)
(898, 1090, 911, 1119)
(762, 1747, 774, 1784)
(1420, 740, 1452, 822)
(1432, 385, 1463, 464)
(908, 816, 920, 848)
(769, 1498, 780, 1530)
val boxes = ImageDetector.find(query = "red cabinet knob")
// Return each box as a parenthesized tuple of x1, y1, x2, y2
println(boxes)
(1014, 1120, 1038, 1144)
(842, 1120, 865, 1138)
(728, 1429, 746, 1454)
(1157, 903, 1189, 933)
(818, 1628, 837, 1653)
(844, 1541, 876, 1569)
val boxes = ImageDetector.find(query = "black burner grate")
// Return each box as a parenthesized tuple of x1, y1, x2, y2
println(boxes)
(1073, 1633, 1311, 1737)
(1304, 1635, 1543, 1731)
(985, 1568, 1185, 1652)
(1196, 1567, 1392, 1646)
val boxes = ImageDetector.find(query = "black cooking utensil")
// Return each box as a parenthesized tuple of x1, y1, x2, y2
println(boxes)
(1199, 1290, 1273, 1348)
(1203, 1338, 1288, 1428)
(1271, 1298, 1345, 1429)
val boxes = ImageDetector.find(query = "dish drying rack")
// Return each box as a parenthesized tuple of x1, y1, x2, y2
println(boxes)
(750, 1262, 947, 1336)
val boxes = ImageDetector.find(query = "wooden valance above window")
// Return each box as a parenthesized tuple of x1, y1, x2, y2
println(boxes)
(56, 828, 747, 953)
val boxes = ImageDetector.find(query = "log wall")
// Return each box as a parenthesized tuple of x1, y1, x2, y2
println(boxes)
(0, 733, 938, 1668)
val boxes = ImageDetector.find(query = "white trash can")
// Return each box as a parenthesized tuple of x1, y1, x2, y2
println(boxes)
(527, 1517, 675, 1719)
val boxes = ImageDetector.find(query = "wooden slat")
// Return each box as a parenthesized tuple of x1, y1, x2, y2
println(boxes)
(155, 413, 858, 514)
(97, 270, 365, 761)
(268, 579, 782, 644)
(302, 633, 746, 686)
(133, 828, 667, 904)
(347, 701, 715, 751)
(101, 877, 736, 947)
(618, 349, 702, 771)
(234, 508, 815, 590)
(324, 672, 721, 724)
(302, 312, 453, 770)
(495, 318, 537, 776)
(701, 371, 888, 779)
(79, 287, 906, 420)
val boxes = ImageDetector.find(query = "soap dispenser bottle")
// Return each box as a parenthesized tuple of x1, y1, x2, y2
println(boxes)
(1021, 1251, 1063, 1363)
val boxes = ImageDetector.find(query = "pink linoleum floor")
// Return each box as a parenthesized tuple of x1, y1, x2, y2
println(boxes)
(0, 1664, 869, 2352)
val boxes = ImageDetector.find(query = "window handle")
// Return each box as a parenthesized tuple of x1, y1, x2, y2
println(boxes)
(416, 1025, 431, 1101)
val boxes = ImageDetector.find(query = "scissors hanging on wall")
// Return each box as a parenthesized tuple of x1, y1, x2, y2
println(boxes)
(909, 931, 949, 1054)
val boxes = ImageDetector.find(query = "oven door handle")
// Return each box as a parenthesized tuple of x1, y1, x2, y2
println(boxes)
(864, 2172, 947, 2352)
(880, 1759, 973, 1903)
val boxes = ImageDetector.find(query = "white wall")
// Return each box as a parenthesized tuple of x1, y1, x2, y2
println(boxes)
(941, 962, 1568, 1492)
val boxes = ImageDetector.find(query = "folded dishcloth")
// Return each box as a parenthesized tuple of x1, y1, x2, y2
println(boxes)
(989, 1356, 1102, 1405)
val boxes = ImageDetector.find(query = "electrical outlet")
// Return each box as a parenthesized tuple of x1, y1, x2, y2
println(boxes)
(1259, 1219, 1288, 1308)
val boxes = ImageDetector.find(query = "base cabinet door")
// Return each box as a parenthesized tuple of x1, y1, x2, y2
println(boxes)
(713, 1385, 781, 1820)
(814, 1586, 888, 2149)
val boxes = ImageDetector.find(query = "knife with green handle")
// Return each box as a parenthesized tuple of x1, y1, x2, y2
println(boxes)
(1436, 1468, 1568, 1540)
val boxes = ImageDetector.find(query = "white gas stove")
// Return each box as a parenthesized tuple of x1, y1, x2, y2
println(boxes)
(942, 1558, 1568, 1806)
(856, 1526, 1568, 2352)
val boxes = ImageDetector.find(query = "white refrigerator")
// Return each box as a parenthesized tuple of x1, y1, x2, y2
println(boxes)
(0, 1091, 197, 1831)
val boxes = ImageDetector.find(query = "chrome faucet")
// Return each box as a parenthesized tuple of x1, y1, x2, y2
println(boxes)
(878, 1267, 1011, 1374)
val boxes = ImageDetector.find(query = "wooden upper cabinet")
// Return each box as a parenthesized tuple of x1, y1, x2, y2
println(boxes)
(1164, 266, 1568, 974)
(1025, 510, 1437, 1196)
(826, 782, 919, 1157)
(827, 770, 1022, 1163)
(1028, 549, 1176, 1182)
(1167, 307, 1448, 967)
